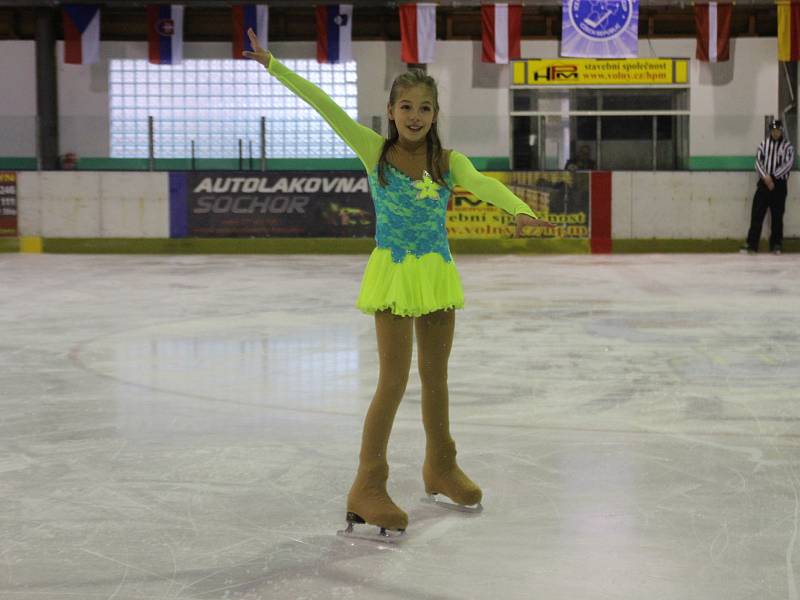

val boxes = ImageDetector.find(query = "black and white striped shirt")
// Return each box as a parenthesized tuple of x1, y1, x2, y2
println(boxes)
(755, 136, 795, 180)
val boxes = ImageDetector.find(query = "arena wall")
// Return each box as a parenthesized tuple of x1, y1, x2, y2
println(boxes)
(0, 38, 783, 165)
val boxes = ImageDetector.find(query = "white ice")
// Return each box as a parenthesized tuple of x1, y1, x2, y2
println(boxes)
(1, 252, 799, 600)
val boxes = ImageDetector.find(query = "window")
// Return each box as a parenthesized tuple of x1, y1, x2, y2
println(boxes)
(109, 59, 358, 160)
(511, 88, 689, 171)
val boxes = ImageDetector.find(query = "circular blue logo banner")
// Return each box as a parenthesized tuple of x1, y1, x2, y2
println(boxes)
(561, 0, 639, 58)
(569, 0, 634, 40)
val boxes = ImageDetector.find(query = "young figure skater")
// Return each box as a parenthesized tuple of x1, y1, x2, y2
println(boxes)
(244, 29, 553, 539)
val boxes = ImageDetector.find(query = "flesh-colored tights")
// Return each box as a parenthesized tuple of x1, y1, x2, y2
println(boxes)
(346, 309, 482, 530)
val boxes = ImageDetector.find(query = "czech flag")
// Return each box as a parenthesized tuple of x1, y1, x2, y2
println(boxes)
(400, 3, 436, 64)
(481, 4, 521, 64)
(63, 5, 100, 64)
(232, 5, 269, 60)
(316, 4, 353, 64)
(147, 5, 184, 65)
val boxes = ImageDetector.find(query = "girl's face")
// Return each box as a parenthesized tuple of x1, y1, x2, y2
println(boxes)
(388, 85, 437, 144)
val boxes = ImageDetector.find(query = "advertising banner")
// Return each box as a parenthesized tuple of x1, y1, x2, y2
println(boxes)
(169, 170, 590, 240)
(170, 171, 374, 238)
(0, 172, 17, 237)
(448, 171, 590, 239)
(512, 58, 689, 86)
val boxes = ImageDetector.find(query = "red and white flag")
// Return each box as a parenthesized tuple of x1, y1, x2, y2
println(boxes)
(147, 4, 184, 65)
(400, 3, 436, 64)
(481, 4, 521, 64)
(695, 1, 732, 62)
(62, 5, 100, 64)
(232, 5, 268, 60)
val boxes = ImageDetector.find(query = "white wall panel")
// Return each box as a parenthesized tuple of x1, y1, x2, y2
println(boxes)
(99, 172, 169, 238)
(17, 172, 169, 238)
(613, 172, 800, 239)
(17, 172, 42, 236)
(611, 171, 633, 239)
(40, 173, 102, 237)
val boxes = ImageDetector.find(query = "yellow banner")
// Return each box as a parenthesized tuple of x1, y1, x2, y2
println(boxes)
(512, 58, 689, 86)
(446, 172, 590, 240)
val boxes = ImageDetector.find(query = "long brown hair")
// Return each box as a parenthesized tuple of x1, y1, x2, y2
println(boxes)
(377, 69, 446, 187)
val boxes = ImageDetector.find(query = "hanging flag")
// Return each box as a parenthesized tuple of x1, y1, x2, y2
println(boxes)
(62, 5, 101, 64)
(232, 5, 268, 59)
(147, 5, 184, 65)
(694, 2, 732, 63)
(481, 4, 522, 64)
(316, 4, 353, 63)
(778, 1, 800, 61)
(560, 0, 639, 58)
(400, 3, 436, 64)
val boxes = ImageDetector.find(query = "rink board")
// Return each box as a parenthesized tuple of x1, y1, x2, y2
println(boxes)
(9, 170, 800, 253)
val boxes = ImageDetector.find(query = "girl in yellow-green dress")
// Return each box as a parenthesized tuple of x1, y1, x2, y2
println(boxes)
(244, 29, 553, 539)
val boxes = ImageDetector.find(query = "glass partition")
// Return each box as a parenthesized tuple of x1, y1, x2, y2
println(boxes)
(511, 87, 690, 171)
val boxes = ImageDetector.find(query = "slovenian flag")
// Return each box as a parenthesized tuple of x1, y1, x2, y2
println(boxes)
(147, 5, 184, 65)
(63, 5, 100, 64)
(481, 4, 522, 64)
(232, 5, 268, 60)
(400, 3, 436, 64)
(316, 4, 353, 63)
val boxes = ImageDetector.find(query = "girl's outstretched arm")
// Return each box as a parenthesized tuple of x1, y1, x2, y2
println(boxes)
(243, 28, 382, 170)
(450, 150, 537, 217)
(449, 150, 556, 237)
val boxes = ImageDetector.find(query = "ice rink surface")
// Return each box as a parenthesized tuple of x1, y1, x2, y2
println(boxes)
(1, 252, 800, 600)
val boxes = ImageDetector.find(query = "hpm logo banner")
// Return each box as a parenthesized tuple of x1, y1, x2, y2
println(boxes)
(560, 0, 639, 59)
(512, 59, 688, 86)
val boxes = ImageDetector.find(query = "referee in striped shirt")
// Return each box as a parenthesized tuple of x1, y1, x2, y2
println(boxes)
(742, 119, 794, 254)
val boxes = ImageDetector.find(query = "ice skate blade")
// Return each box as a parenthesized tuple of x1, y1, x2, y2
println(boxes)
(336, 513, 406, 544)
(336, 528, 406, 544)
(421, 493, 484, 513)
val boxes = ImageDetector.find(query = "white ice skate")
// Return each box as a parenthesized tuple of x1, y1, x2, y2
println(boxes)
(336, 511, 406, 543)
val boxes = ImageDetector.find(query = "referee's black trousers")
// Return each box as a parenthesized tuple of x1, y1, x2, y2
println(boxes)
(746, 178, 787, 252)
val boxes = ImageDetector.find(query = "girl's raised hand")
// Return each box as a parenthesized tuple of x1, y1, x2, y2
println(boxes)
(242, 27, 271, 67)
(514, 214, 558, 238)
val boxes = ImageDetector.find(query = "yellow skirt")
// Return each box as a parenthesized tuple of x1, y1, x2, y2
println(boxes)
(356, 247, 465, 317)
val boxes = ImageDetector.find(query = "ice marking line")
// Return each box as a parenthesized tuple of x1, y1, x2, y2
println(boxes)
(786, 480, 799, 600)
(110, 440, 128, 461)
(78, 548, 160, 578)
(715, 351, 799, 600)
(162, 542, 178, 600)
(106, 565, 128, 600)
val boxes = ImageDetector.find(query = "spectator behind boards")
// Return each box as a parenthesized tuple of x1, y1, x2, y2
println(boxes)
(565, 145, 596, 171)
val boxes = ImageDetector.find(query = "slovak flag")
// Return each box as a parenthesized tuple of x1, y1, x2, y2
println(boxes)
(147, 5, 184, 65)
(400, 3, 436, 64)
(62, 5, 100, 65)
(316, 4, 353, 63)
(232, 5, 268, 60)
(481, 4, 521, 64)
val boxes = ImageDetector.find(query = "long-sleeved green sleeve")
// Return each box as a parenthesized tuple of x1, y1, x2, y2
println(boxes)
(266, 57, 384, 171)
(449, 151, 537, 219)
